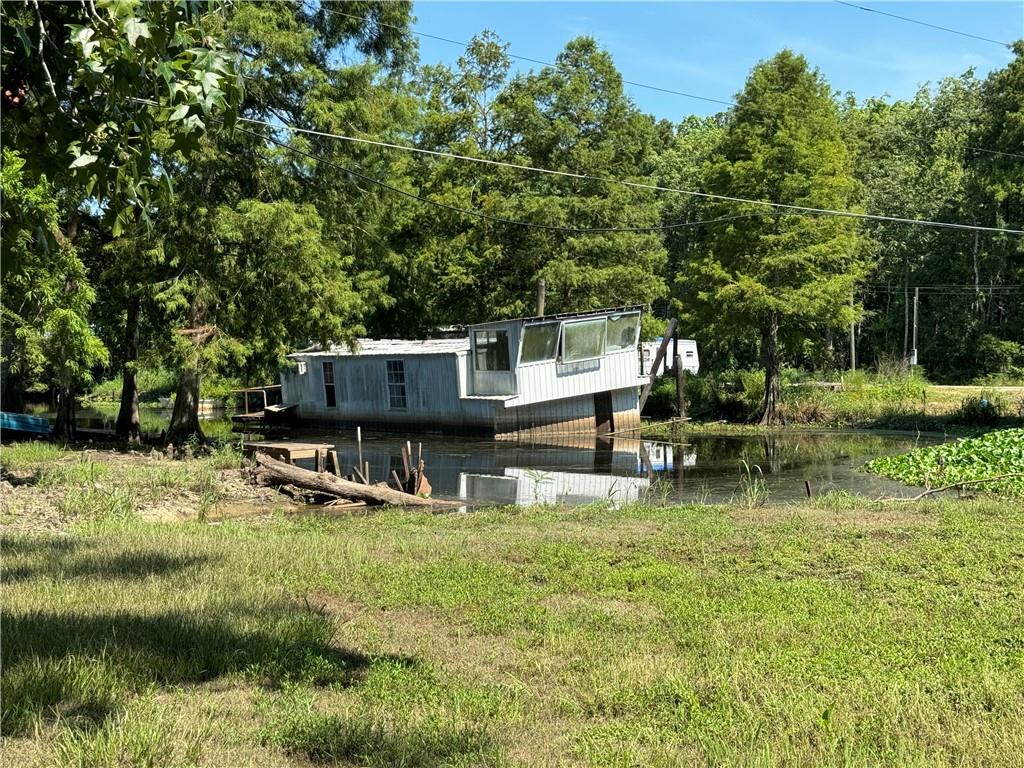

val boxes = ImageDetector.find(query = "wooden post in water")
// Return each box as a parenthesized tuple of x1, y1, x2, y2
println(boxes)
(639, 318, 678, 413)
(674, 355, 687, 420)
(327, 450, 341, 477)
(356, 427, 363, 476)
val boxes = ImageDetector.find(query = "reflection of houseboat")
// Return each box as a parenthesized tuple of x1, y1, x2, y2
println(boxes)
(281, 307, 653, 437)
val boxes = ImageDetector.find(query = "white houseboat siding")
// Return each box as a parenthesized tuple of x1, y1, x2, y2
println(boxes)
(280, 307, 652, 437)
(281, 346, 501, 433)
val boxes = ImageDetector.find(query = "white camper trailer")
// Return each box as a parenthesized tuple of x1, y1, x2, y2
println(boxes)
(640, 338, 699, 377)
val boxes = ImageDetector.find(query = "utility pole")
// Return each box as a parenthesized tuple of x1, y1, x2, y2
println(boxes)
(849, 291, 856, 371)
(910, 287, 919, 367)
(536, 278, 546, 316)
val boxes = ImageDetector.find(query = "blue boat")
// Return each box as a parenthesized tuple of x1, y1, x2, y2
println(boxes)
(0, 411, 52, 437)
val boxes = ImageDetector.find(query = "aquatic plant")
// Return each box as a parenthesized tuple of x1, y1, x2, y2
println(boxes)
(865, 428, 1024, 497)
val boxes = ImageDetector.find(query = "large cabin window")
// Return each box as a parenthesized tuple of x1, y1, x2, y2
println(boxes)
(322, 361, 337, 408)
(386, 360, 407, 409)
(606, 313, 640, 353)
(520, 322, 559, 364)
(474, 330, 511, 371)
(562, 318, 606, 363)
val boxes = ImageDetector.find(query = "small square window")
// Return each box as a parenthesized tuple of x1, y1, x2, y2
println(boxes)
(474, 330, 511, 371)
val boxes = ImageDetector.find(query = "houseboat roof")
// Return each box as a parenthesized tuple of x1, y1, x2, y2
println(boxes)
(289, 338, 470, 358)
(288, 306, 647, 359)
(469, 305, 644, 329)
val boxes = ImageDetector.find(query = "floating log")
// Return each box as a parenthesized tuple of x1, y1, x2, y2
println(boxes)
(252, 452, 456, 507)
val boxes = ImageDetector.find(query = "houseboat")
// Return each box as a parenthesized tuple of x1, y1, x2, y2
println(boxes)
(281, 306, 690, 438)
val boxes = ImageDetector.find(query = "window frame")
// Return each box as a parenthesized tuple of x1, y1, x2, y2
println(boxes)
(517, 321, 561, 366)
(473, 329, 512, 372)
(386, 359, 408, 410)
(561, 317, 608, 363)
(605, 312, 641, 354)
(322, 361, 337, 408)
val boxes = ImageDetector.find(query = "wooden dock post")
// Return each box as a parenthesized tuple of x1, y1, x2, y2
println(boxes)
(327, 450, 340, 477)
(356, 427, 363, 476)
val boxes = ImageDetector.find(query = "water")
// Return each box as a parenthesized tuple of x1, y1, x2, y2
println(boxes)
(41, 404, 936, 506)
(271, 429, 936, 506)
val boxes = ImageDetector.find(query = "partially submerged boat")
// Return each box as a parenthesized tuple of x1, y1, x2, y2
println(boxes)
(279, 306, 697, 438)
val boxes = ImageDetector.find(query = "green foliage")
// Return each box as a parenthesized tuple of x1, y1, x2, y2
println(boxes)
(390, 33, 668, 333)
(1, 149, 106, 399)
(675, 51, 869, 421)
(954, 391, 1011, 426)
(85, 368, 178, 403)
(974, 333, 1023, 376)
(1, 0, 243, 229)
(866, 428, 1024, 496)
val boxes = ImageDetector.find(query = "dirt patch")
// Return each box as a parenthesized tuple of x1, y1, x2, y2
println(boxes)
(1, 448, 296, 533)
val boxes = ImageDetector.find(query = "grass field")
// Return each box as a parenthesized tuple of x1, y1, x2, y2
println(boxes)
(3, 492, 1023, 766)
(644, 383, 1024, 438)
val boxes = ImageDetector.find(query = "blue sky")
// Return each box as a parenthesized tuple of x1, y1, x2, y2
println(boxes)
(410, 1, 1023, 121)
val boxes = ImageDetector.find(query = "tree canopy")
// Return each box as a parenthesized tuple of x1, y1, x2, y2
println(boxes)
(2, 3, 1022, 436)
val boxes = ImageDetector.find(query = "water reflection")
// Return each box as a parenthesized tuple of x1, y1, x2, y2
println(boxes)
(42, 402, 937, 506)
(284, 430, 934, 507)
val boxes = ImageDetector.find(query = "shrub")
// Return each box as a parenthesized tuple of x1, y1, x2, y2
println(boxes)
(641, 376, 677, 418)
(954, 391, 1010, 426)
(974, 333, 1022, 376)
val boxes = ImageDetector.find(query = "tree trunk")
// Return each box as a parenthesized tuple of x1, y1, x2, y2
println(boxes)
(251, 452, 458, 507)
(115, 294, 142, 442)
(759, 315, 782, 426)
(53, 383, 76, 440)
(0, 364, 25, 413)
(165, 367, 204, 445)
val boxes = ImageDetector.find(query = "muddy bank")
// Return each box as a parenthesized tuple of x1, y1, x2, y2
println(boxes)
(1, 445, 294, 534)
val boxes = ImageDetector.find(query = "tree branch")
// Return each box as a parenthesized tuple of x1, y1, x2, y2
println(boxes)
(875, 472, 1024, 503)
(32, 0, 58, 101)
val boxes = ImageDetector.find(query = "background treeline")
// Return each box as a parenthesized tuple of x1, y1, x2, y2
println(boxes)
(2, 1, 1022, 437)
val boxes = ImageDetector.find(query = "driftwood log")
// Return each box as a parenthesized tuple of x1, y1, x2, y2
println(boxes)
(251, 452, 457, 508)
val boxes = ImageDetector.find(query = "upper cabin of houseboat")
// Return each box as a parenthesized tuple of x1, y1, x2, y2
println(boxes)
(280, 306, 680, 437)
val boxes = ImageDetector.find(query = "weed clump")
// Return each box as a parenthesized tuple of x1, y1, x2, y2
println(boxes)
(259, 686, 500, 767)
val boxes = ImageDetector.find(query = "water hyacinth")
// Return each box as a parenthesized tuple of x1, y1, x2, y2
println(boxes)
(865, 429, 1024, 497)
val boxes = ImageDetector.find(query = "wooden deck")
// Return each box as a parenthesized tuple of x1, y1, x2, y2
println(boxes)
(243, 440, 334, 466)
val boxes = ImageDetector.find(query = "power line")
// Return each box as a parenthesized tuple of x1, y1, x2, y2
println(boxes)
(237, 115, 1024, 236)
(311, 3, 736, 108)
(969, 146, 1024, 162)
(309, 2, 1014, 167)
(241, 126, 787, 234)
(833, 1, 1013, 49)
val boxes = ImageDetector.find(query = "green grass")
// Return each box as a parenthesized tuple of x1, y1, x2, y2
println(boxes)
(644, 379, 1024, 438)
(866, 428, 1024, 497)
(0, 440, 68, 471)
(1, 442, 243, 524)
(3, 496, 1024, 766)
(83, 369, 178, 404)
